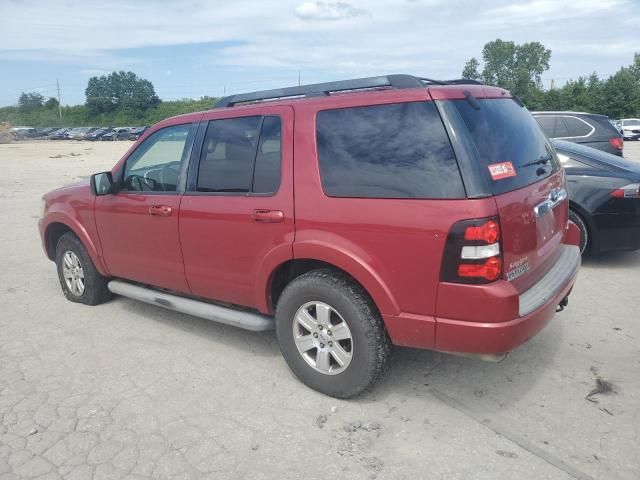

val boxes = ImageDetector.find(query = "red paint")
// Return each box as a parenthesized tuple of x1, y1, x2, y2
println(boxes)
(39, 82, 580, 355)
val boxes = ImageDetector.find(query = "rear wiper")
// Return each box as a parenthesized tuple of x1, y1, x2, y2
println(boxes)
(521, 155, 552, 168)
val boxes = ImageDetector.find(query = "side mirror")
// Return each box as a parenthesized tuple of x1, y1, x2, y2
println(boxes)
(91, 171, 115, 196)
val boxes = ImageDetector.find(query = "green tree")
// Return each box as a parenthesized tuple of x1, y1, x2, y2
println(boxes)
(462, 57, 481, 81)
(44, 97, 59, 109)
(85, 71, 160, 116)
(599, 67, 640, 118)
(18, 92, 45, 113)
(462, 39, 551, 103)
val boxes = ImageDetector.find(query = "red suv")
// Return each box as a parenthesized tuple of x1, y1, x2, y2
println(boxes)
(39, 75, 581, 398)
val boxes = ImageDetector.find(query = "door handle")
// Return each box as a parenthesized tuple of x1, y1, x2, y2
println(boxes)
(252, 209, 284, 223)
(149, 205, 172, 217)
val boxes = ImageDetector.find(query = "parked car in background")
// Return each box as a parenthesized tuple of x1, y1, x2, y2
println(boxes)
(10, 127, 37, 139)
(101, 128, 131, 141)
(128, 126, 149, 140)
(85, 128, 113, 141)
(553, 139, 640, 254)
(35, 128, 56, 137)
(616, 118, 640, 140)
(65, 127, 93, 140)
(532, 111, 623, 156)
(39, 75, 581, 397)
(48, 128, 70, 140)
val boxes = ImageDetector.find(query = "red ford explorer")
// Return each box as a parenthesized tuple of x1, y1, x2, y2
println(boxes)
(39, 75, 581, 398)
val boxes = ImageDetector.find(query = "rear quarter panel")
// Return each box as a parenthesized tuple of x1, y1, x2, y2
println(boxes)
(291, 92, 498, 318)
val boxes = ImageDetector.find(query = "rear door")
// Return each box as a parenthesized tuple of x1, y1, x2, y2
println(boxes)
(442, 95, 568, 292)
(179, 106, 294, 310)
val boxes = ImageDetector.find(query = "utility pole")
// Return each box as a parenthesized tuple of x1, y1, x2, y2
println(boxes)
(298, 70, 301, 86)
(56, 79, 62, 121)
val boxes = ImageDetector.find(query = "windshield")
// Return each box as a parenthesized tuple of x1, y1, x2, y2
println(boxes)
(444, 97, 560, 194)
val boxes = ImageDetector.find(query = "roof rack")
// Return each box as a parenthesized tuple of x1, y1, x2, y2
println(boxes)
(212, 75, 483, 108)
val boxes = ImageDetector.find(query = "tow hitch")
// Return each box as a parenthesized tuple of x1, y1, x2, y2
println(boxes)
(556, 295, 569, 313)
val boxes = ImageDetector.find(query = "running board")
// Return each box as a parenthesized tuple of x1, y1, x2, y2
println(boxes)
(107, 280, 274, 332)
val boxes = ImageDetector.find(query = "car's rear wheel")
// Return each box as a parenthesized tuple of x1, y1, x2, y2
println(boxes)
(275, 269, 390, 398)
(55, 232, 112, 305)
(569, 209, 589, 254)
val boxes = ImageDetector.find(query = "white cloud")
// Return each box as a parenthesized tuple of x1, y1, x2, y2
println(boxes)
(294, 1, 368, 21)
(0, 0, 637, 91)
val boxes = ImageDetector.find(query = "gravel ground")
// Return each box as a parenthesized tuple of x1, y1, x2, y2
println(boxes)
(1, 139, 639, 480)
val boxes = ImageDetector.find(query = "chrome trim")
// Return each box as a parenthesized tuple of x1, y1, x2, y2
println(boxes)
(108, 280, 274, 331)
(534, 188, 567, 218)
(518, 245, 580, 317)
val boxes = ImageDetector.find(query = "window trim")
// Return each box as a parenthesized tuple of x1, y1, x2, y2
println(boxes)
(117, 122, 197, 196)
(185, 115, 282, 197)
(536, 114, 595, 140)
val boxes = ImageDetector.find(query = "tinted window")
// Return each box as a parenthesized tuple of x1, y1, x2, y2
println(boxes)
(563, 117, 592, 137)
(253, 116, 282, 194)
(122, 124, 191, 192)
(197, 117, 261, 192)
(316, 102, 464, 199)
(449, 98, 560, 195)
(535, 115, 570, 138)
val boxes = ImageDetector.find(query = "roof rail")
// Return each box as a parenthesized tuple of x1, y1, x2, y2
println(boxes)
(443, 79, 484, 85)
(212, 75, 485, 108)
(212, 74, 443, 108)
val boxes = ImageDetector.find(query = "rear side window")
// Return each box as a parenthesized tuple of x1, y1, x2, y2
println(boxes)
(316, 101, 464, 199)
(196, 116, 282, 193)
(535, 115, 569, 138)
(448, 98, 560, 195)
(563, 117, 592, 137)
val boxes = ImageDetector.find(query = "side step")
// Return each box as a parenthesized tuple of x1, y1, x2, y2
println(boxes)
(107, 280, 274, 332)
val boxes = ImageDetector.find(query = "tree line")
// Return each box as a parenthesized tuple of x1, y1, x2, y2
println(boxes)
(0, 71, 217, 127)
(1, 42, 639, 128)
(462, 40, 640, 118)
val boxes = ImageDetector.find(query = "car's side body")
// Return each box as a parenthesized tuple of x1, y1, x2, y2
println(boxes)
(553, 139, 640, 253)
(533, 111, 624, 156)
(39, 80, 581, 362)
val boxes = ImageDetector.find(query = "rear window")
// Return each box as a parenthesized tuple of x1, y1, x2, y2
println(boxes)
(448, 98, 560, 195)
(316, 101, 464, 199)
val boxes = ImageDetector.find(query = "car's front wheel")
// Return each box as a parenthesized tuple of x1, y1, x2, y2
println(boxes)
(275, 269, 390, 398)
(55, 232, 112, 305)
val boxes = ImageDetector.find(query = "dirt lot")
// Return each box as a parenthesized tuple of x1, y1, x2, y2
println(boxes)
(1, 140, 639, 480)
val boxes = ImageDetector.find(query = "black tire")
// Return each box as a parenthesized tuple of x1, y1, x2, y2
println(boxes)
(569, 209, 589, 255)
(55, 232, 112, 305)
(275, 269, 390, 398)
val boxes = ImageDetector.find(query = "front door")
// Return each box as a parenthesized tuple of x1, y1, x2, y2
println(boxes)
(179, 107, 294, 309)
(95, 123, 196, 293)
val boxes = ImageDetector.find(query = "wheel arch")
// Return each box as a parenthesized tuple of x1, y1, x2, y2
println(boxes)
(262, 249, 399, 317)
(43, 215, 109, 276)
(568, 202, 594, 251)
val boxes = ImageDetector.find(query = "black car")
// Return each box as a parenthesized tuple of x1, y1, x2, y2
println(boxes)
(101, 128, 131, 141)
(85, 128, 113, 141)
(553, 139, 640, 254)
(47, 128, 70, 140)
(534, 112, 624, 156)
(128, 126, 149, 140)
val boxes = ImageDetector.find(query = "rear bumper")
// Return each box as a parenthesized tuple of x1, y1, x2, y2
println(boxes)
(435, 244, 580, 354)
(384, 242, 581, 354)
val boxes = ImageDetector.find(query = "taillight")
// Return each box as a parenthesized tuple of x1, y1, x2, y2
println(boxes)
(609, 137, 624, 150)
(611, 183, 640, 198)
(440, 216, 503, 284)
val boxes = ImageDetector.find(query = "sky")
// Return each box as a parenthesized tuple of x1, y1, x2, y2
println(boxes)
(0, 0, 638, 107)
